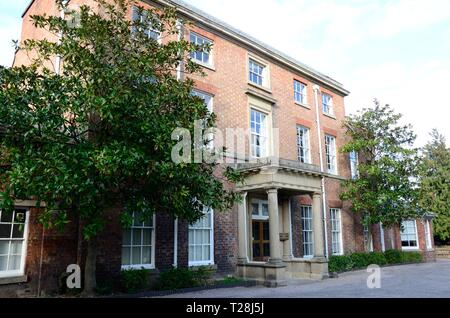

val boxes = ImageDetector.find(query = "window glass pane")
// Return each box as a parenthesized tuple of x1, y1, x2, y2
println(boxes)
(122, 247, 130, 265)
(262, 204, 269, 216)
(143, 229, 152, 245)
(0, 210, 13, 223)
(132, 229, 142, 246)
(10, 241, 22, 255)
(0, 256, 7, 271)
(202, 230, 210, 244)
(263, 243, 270, 257)
(0, 241, 9, 254)
(14, 211, 26, 223)
(252, 222, 260, 241)
(195, 230, 202, 244)
(122, 229, 131, 245)
(202, 246, 210, 261)
(263, 222, 270, 240)
(253, 243, 261, 257)
(132, 247, 141, 264)
(189, 246, 194, 262)
(251, 203, 259, 215)
(142, 246, 151, 264)
(8, 255, 20, 270)
(195, 246, 202, 260)
(0, 224, 12, 238)
(12, 224, 25, 239)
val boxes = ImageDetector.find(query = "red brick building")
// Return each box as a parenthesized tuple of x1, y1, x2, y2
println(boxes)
(1, 0, 436, 295)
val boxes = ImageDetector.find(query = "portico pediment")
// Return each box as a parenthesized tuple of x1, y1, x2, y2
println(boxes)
(236, 157, 322, 193)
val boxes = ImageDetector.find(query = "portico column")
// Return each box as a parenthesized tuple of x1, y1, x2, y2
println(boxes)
(237, 191, 248, 264)
(312, 192, 325, 259)
(267, 188, 282, 264)
(282, 199, 292, 260)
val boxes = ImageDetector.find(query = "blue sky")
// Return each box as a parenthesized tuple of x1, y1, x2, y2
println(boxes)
(1, 0, 449, 146)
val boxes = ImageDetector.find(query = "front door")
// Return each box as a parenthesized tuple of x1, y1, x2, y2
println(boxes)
(252, 220, 270, 261)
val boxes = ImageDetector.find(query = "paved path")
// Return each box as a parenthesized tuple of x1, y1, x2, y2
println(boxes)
(157, 260, 450, 298)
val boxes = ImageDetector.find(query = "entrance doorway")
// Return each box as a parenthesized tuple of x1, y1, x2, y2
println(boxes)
(252, 220, 270, 261)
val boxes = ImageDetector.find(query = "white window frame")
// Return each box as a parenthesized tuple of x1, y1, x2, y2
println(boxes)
(191, 89, 213, 113)
(363, 224, 374, 252)
(189, 207, 214, 267)
(425, 220, 433, 250)
(401, 220, 419, 250)
(131, 6, 161, 43)
(121, 212, 156, 270)
(294, 80, 307, 105)
(322, 93, 333, 115)
(325, 135, 338, 174)
(248, 58, 269, 88)
(250, 108, 269, 159)
(189, 31, 213, 67)
(191, 90, 214, 150)
(330, 208, 343, 256)
(349, 151, 359, 179)
(300, 206, 314, 258)
(296, 125, 311, 164)
(0, 209, 30, 279)
(251, 199, 269, 221)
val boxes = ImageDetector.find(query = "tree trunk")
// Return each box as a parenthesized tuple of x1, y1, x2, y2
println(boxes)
(82, 238, 97, 296)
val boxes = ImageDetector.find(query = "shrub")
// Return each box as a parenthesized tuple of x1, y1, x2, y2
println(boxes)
(401, 251, 423, 263)
(384, 249, 403, 264)
(367, 252, 387, 266)
(328, 255, 353, 273)
(120, 268, 151, 293)
(155, 266, 213, 291)
(350, 252, 370, 269)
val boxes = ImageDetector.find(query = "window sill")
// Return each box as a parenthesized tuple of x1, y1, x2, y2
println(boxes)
(248, 81, 272, 94)
(188, 262, 217, 269)
(0, 274, 27, 285)
(401, 247, 420, 251)
(121, 265, 156, 271)
(192, 60, 216, 72)
(323, 113, 337, 120)
(295, 102, 310, 109)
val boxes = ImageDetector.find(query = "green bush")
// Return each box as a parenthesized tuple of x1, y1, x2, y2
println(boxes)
(367, 252, 387, 266)
(156, 266, 213, 291)
(120, 268, 151, 293)
(350, 252, 371, 269)
(401, 251, 423, 263)
(328, 255, 353, 273)
(384, 249, 403, 264)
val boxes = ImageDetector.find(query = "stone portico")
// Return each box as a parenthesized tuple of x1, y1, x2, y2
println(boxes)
(235, 158, 329, 287)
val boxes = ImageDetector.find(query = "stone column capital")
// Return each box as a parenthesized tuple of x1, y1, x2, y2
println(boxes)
(311, 192, 322, 199)
(238, 191, 248, 199)
(266, 188, 279, 195)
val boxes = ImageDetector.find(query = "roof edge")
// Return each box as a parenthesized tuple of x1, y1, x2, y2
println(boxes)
(156, 0, 350, 96)
(22, 0, 35, 18)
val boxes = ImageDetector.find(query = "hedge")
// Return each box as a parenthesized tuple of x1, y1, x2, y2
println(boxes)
(328, 250, 422, 273)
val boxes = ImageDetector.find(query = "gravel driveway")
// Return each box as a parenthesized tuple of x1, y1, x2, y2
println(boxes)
(157, 259, 450, 298)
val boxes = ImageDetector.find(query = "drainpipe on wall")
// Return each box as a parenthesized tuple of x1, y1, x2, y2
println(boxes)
(313, 85, 329, 259)
(173, 18, 183, 268)
(379, 222, 386, 252)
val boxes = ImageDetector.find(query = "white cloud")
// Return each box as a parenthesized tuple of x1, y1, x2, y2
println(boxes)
(370, 0, 450, 38)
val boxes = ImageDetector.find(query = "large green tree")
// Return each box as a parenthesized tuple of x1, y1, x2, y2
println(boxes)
(340, 101, 423, 228)
(0, 0, 241, 293)
(418, 129, 450, 242)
